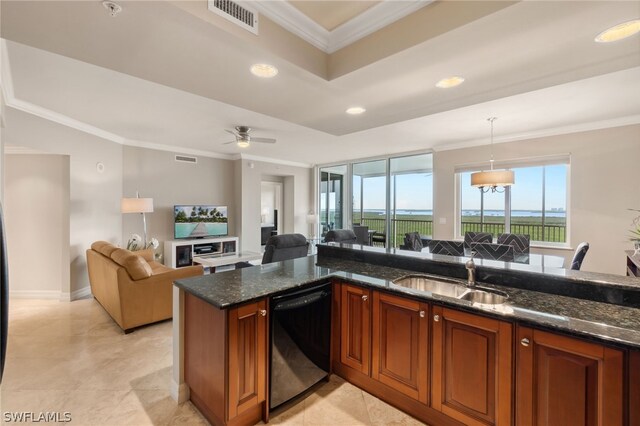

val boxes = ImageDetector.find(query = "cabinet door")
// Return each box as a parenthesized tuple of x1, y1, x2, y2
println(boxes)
(371, 291, 429, 404)
(340, 284, 371, 375)
(228, 300, 267, 420)
(516, 327, 623, 426)
(432, 306, 512, 426)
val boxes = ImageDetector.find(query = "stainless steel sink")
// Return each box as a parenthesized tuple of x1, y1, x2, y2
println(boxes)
(458, 289, 508, 305)
(392, 275, 469, 299)
(392, 275, 508, 305)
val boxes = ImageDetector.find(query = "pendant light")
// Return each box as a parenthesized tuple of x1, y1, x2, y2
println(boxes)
(470, 117, 514, 193)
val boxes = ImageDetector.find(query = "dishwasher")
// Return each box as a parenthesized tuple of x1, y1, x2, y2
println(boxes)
(270, 282, 332, 409)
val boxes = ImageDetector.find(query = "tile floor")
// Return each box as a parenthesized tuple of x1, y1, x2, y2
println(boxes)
(1, 299, 426, 425)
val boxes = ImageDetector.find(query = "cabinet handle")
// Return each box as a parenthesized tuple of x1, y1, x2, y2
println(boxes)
(419, 310, 425, 318)
(521, 338, 530, 347)
(259, 309, 267, 317)
(433, 314, 440, 322)
(362, 295, 368, 301)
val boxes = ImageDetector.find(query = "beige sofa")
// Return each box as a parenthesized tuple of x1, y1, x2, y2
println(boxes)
(86, 241, 203, 332)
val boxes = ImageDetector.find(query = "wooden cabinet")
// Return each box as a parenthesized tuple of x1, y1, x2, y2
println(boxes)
(371, 291, 429, 404)
(516, 327, 624, 426)
(184, 293, 267, 426)
(340, 284, 371, 374)
(228, 300, 267, 420)
(431, 306, 513, 426)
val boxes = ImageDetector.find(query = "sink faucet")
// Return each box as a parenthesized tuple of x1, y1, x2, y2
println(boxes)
(465, 251, 477, 287)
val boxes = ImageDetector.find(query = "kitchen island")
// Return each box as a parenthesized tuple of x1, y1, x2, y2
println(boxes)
(172, 243, 640, 426)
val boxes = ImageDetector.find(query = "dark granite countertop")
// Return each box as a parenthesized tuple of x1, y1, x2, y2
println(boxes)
(174, 255, 640, 349)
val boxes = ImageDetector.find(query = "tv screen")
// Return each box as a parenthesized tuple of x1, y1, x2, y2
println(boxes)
(174, 205, 228, 239)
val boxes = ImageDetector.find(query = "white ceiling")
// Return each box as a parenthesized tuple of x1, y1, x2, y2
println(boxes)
(1, 1, 639, 166)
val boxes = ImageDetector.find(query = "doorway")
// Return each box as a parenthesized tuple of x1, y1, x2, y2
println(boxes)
(261, 180, 283, 246)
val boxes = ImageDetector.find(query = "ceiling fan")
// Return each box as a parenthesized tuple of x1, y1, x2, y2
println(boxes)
(223, 126, 276, 148)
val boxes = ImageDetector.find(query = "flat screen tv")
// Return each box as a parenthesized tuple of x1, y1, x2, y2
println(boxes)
(174, 205, 228, 239)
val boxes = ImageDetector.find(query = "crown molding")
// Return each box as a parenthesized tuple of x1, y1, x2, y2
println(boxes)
(250, 0, 431, 54)
(328, 1, 433, 53)
(249, 1, 330, 51)
(240, 153, 312, 169)
(432, 114, 640, 152)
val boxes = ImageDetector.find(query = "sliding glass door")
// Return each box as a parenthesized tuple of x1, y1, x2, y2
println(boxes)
(390, 154, 434, 247)
(319, 165, 346, 238)
(352, 159, 388, 246)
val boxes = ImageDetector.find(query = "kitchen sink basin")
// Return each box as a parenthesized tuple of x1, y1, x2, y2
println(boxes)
(458, 289, 508, 305)
(392, 275, 509, 305)
(392, 275, 469, 298)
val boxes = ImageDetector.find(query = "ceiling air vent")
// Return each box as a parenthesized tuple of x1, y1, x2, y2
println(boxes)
(175, 155, 198, 164)
(207, 0, 258, 35)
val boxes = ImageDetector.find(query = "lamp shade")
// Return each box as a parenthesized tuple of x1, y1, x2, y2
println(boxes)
(121, 197, 154, 213)
(470, 170, 515, 188)
(306, 214, 318, 224)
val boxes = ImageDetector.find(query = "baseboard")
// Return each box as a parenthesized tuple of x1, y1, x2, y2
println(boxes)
(9, 290, 61, 300)
(70, 286, 92, 301)
(171, 380, 190, 403)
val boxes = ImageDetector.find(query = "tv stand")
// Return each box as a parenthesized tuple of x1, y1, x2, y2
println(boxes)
(164, 237, 238, 269)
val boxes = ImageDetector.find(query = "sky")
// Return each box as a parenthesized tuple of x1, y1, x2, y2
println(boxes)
(349, 165, 567, 212)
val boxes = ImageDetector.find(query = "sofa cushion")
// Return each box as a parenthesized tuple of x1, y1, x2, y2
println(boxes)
(91, 241, 119, 257)
(110, 248, 153, 280)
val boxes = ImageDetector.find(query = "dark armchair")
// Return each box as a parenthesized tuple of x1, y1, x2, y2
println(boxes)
(262, 233, 310, 264)
(324, 229, 357, 243)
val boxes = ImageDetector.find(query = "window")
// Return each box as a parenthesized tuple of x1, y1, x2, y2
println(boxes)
(457, 162, 569, 244)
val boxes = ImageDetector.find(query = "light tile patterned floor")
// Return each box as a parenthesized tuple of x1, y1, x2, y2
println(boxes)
(1, 299, 426, 426)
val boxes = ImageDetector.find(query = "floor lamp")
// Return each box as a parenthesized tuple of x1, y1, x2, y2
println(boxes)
(121, 192, 154, 247)
(307, 213, 318, 240)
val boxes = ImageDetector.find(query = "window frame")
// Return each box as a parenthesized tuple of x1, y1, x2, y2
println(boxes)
(455, 160, 571, 248)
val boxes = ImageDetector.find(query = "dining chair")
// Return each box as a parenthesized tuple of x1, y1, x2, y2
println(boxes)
(400, 232, 423, 252)
(371, 232, 386, 246)
(352, 225, 370, 245)
(497, 233, 531, 254)
(428, 240, 464, 256)
(471, 242, 515, 262)
(464, 232, 493, 249)
(324, 229, 358, 243)
(570, 242, 589, 270)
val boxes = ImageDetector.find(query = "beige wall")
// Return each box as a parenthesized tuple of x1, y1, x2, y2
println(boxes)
(5, 154, 70, 298)
(4, 108, 122, 295)
(237, 160, 313, 252)
(122, 146, 236, 255)
(433, 124, 640, 275)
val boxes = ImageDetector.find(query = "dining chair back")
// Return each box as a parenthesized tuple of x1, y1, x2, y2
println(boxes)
(324, 229, 358, 244)
(464, 232, 493, 249)
(497, 233, 531, 254)
(570, 242, 590, 270)
(428, 240, 464, 256)
(400, 232, 424, 252)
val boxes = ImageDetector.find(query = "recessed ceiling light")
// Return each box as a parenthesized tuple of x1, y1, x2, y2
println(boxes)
(595, 20, 640, 43)
(250, 63, 278, 78)
(346, 107, 366, 115)
(436, 76, 465, 88)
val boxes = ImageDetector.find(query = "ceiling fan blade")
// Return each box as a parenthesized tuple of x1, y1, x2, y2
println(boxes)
(222, 140, 237, 145)
(251, 137, 276, 144)
(225, 129, 239, 137)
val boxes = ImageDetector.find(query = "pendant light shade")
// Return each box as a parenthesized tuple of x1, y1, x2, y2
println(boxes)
(471, 117, 515, 193)
(471, 170, 515, 188)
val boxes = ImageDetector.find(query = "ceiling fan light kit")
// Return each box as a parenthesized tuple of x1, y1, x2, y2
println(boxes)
(471, 117, 515, 193)
(223, 126, 276, 148)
